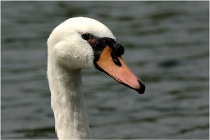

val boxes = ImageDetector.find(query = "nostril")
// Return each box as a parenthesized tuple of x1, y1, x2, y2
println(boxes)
(111, 52, 122, 67)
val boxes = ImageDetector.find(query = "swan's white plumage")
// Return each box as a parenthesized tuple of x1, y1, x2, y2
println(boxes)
(47, 17, 116, 139)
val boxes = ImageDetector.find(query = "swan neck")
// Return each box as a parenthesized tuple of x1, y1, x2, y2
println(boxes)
(48, 66, 91, 139)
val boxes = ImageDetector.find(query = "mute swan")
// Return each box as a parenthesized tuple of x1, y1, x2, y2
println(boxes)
(47, 17, 145, 139)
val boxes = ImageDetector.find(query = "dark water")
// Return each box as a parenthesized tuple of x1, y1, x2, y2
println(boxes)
(1, 1, 209, 139)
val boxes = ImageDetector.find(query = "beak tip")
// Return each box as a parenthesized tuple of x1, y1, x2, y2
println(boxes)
(136, 80, 145, 94)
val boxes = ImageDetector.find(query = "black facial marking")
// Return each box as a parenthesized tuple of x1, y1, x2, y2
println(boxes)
(104, 38, 124, 56)
(81, 33, 125, 67)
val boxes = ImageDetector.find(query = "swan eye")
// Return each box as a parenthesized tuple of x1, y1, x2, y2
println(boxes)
(81, 33, 90, 40)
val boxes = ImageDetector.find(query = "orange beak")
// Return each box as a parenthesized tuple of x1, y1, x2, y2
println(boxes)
(96, 46, 145, 94)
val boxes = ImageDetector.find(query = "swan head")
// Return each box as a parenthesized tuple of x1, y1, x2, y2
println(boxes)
(48, 17, 145, 94)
